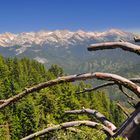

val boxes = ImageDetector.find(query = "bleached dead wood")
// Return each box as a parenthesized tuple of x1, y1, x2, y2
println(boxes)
(130, 78, 140, 84)
(76, 82, 115, 94)
(21, 120, 114, 140)
(127, 100, 135, 108)
(117, 102, 129, 117)
(77, 80, 138, 101)
(118, 85, 137, 101)
(88, 42, 140, 55)
(65, 108, 117, 131)
(0, 72, 140, 110)
(114, 107, 140, 140)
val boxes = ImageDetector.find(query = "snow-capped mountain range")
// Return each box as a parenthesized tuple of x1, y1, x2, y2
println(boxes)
(0, 29, 139, 74)
(0, 29, 134, 54)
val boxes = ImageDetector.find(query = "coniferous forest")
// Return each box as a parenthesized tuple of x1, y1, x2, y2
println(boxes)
(1, 0, 140, 139)
(0, 56, 126, 140)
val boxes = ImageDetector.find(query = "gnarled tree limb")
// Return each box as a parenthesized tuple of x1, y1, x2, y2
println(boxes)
(21, 120, 114, 140)
(65, 108, 117, 131)
(87, 42, 140, 55)
(0, 72, 140, 110)
(114, 107, 140, 140)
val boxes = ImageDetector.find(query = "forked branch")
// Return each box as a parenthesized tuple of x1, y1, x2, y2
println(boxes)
(77, 80, 138, 102)
(88, 42, 140, 55)
(21, 120, 114, 140)
(65, 108, 117, 131)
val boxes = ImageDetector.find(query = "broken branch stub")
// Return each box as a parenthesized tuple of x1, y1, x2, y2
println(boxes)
(87, 42, 140, 55)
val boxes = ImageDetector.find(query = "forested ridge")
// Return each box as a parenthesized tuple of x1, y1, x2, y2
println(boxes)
(0, 56, 125, 139)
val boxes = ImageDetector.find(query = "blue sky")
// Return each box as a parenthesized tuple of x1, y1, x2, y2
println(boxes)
(0, 0, 140, 33)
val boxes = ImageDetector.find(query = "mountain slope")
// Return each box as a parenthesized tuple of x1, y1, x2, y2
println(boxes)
(0, 29, 139, 75)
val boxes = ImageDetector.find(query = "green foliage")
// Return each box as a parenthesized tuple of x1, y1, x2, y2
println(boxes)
(111, 137, 127, 140)
(0, 56, 126, 139)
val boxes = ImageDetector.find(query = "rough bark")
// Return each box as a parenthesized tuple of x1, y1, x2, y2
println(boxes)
(65, 108, 117, 131)
(114, 107, 140, 140)
(87, 42, 140, 55)
(117, 102, 129, 117)
(118, 85, 137, 101)
(21, 120, 114, 140)
(0, 72, 140, 110)
(130, 78, 140, 84)
(127, 100, 136, 108)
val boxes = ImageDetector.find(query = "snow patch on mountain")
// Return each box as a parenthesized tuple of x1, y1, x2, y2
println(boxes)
(34, 57, 48, 64)
(0, 29, 134, 54)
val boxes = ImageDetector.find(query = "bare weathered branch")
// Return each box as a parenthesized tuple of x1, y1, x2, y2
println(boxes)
(0, 72, 140, 110)
(130, 78, 140, 84)
(0, 100, 7, 105)
(77, 79, 139, 101)
(114, 107, 140, 140)
(76, 82, 115, 94)
(87, 42, 140, 55)
(21, 120, 114, 140)
(118, 85, 137, 101)
(117, 102, 129, 117)
(127, 100, 135, 108)
(65, 108, 117, 131)
(66, 127, 82, 133)
(76, 82, 116, 95)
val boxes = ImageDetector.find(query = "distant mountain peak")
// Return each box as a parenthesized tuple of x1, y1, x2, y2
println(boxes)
(0, 29, 134, 52)
(0, 29, 138, 74)
(107, 28, 128, 36)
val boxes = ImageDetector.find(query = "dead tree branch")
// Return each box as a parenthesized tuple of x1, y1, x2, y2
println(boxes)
(21, 120, 114, 140)
(65, 108, 117, 131)
(76, 82, 115, 94)
(117, 102, 129, 117)
(66, 127, 82, 133)
(77, 80, 138, 102)
(114, 107, 140, 140)
(130, 78, 140, 84)
(87, 42, 140, 55)
(0, 72, 140, 110)
(118, 85, 137, 101)
(127, 100, 135, 108)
